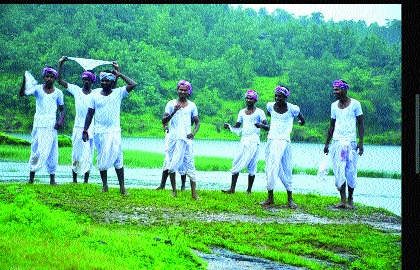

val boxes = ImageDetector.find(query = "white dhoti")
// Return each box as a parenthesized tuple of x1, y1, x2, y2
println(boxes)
(331, 140, 358, 190)
(71, 126, 94, 174)
(94, 131, 123, 171)
(230, 139, 259, 176)
(167, 139, 196, 181)
(265, 139, 293, 191)
(29, 127, 58, 174)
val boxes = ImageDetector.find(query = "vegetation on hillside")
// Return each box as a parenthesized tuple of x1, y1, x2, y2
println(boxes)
(0, 4, 401, 145)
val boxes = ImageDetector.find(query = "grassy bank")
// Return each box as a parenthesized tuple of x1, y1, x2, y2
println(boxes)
(0, 183, 401, 269)
(0, 144, 401, 179)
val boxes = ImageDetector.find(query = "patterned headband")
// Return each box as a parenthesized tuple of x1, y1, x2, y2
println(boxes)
(275, 86, 290, 97)
(99, 72, 116, 82)
(42, 67, 58, 77)
(82, 71, 96, 83)
(245, 89, 258, 101)
(333, 80, 349, 90)
(177, 80, 192, 95)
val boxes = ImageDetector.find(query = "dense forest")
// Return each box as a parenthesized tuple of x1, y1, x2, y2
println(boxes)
(0, 4, 401, 145)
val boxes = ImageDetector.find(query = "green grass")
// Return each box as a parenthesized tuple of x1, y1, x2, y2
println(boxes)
(0, 144, 401, 179)
(0, 184, 401, 269)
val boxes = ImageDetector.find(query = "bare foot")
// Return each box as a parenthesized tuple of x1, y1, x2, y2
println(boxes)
(288, 201, 297, 209)
(120, 189, 130, 195)
(347, 200, 355, 210)
(333, 202, 347, 209)
(221, 189, 235, 194)
(259, 199, 274, 206)
(192, 194, 201, 200)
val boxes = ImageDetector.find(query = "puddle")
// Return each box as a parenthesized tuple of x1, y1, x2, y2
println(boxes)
(193, 247, 306, 270)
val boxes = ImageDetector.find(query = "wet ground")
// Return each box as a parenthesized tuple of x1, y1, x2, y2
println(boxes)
(0, 161, 401, 216)
(1, 161, 401, 269)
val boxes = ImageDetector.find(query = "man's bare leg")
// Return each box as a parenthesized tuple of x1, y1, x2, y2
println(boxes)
(169, 172, 177, 197)
(99, 170, 108, 192)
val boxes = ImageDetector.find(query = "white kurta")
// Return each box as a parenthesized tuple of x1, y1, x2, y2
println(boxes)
(67, 83, 94, 174)
(230, 108, 266, 175)
(165, 99, 198, 181)
(26, 84, 64, 174)
(330, 98, 363, 189)
(265, 102, 300, 191)
(89, 87, 128, 171)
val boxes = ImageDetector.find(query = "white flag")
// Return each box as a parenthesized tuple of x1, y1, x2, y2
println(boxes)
(24, 71, 38, 95)
(68, 57, 114, 71)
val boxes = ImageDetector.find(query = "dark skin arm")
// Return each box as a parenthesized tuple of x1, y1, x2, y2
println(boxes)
(297, 112, 305, 126)
(57, 56, 69, 88)
(356, 114, 364, 155)
(254, 119, 269, 131)
(19, 75, 26, 97)
(82, 108, 95, 142)
(111, 68, 137, 93)
(54, 105, 65, 130)
(162, 104, 181, 125)
(187, 115, 200, 139)
(224, 122, 241, 129)
(323, 118, 336, 154)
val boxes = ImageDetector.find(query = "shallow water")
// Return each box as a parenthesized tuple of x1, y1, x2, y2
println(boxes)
(0, 161, 401, 216)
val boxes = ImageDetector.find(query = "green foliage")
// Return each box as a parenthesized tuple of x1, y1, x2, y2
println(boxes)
(0, 4, 401, 145)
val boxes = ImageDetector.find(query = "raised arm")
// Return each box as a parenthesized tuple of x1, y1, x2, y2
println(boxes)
(19, 74, 26, 97)
(57, 56, 69, 88)
(112, 67, 137, 93)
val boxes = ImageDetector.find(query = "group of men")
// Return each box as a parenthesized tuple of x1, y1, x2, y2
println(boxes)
(19, 60, 364, 209)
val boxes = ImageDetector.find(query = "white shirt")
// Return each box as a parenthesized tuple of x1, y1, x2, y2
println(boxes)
(88, 86, 128, 133)
(67, 83, 94, 133)
(266, 102, 300, 142)
(165, 99, 198, 140)
(26, 84, 64, 128)
(236, 107, 266, 144)
(331, 98, 363, 142)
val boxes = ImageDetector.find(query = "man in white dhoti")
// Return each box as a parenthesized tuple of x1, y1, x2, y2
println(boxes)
(162, 80, 201, 200)
(256, 86, 305, 209)
(82, 64, 137, 194)
(156, 123, 188, 191)
(57, 56, 106, 183)
(19, 66, 65, 185)
(221, 89, 267, 195)
(324, 79, 364, 209)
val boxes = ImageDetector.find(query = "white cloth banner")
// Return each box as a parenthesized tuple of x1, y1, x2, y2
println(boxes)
(68, 57, 113, 71)
(24, 71, 38, 95)
(317, 153, 330, 183)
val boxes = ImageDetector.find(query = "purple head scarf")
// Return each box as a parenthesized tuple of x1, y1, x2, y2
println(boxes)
(275, 86, 290, 98)
(333, 80, 349, 90)
(82, 71, 96, 83)
(99, 72, 116, 82)
(177, 80, 193, 95)
(42, 67, 58, 78)
(245, 89, 258, 101)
